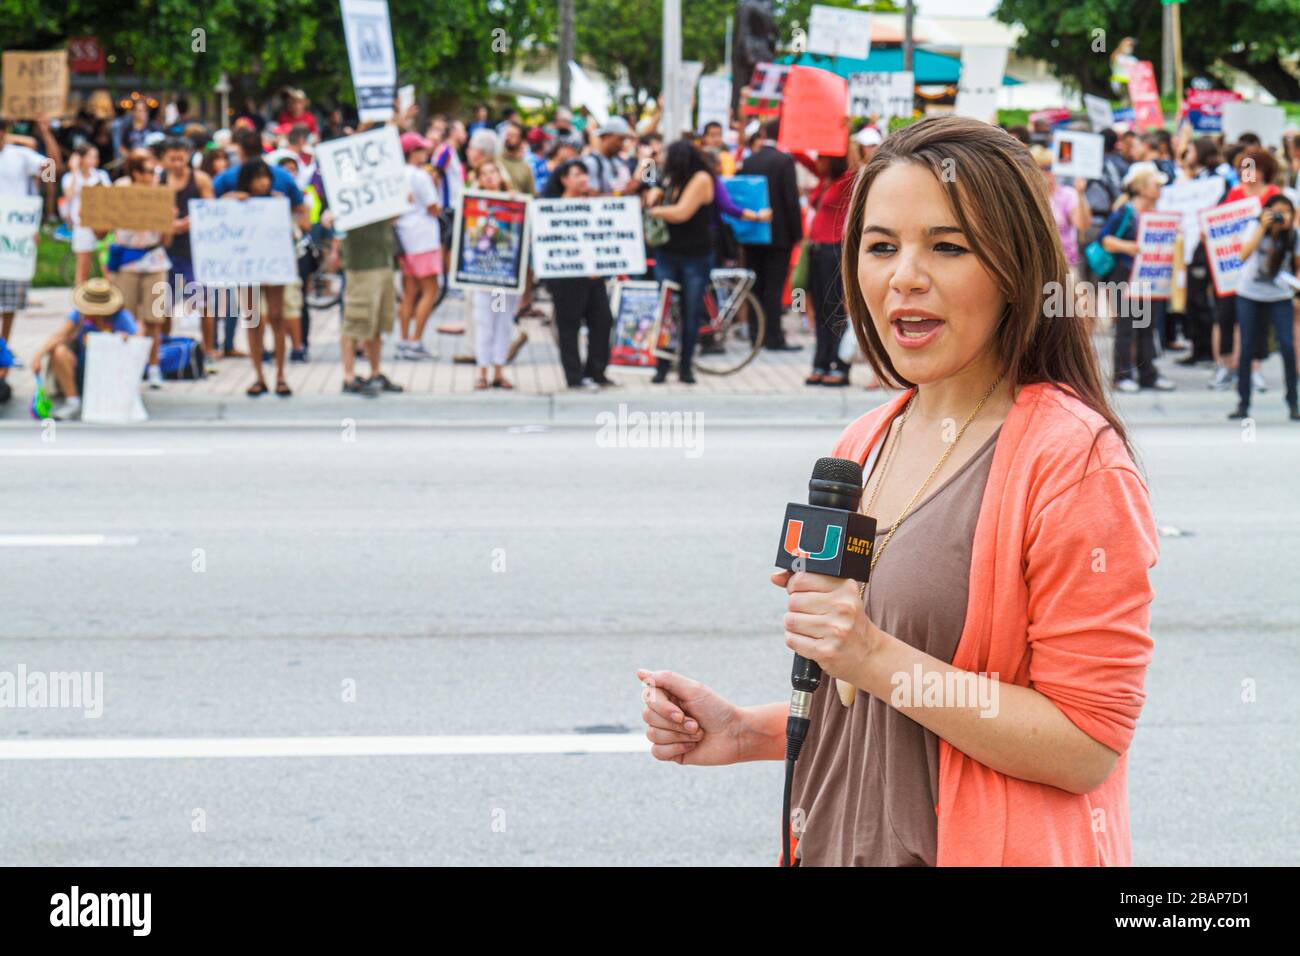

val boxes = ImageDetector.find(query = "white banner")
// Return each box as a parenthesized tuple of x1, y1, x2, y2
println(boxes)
(848, 71, 913, 121)
(1220, 101, 1286, 150)
(0, 194, 41, 281)
(340, 0, 396, 122)
(1083, 94, 1114, 132)
(1051, 130, 1104, 180)
(315, 126, 410, 232)
(697, 75, 732, 132)
(531, 196, 645, 279)
(954, 45, 1007, 124)
(190, 197, 298, 287)
(81, 332, 151, 424)
(807, 5, 872, 60)
(1157, 176, 1226, 257)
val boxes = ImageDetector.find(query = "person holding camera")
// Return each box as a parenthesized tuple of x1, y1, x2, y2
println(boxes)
(1230, 194, 1300, 421)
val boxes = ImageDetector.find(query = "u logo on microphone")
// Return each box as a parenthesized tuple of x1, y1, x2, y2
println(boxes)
(783, 520, 842, 561)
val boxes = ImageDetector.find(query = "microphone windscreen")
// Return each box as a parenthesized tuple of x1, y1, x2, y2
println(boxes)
(811, 456, 863, 487)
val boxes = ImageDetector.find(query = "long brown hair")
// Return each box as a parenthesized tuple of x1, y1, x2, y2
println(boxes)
(841, 115, 1132, 462)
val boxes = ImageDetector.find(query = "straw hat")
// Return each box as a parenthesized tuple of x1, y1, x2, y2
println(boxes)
(72, 278, 125, 317)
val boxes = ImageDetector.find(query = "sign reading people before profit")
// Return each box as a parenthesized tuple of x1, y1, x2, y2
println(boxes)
(531, 197, 646, 279)
(315, 126, 410, 232)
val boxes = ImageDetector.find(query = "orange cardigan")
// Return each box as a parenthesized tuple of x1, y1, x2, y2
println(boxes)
(807, 381, 1159, 866)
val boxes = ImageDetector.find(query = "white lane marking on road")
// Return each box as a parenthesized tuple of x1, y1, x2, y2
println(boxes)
(0, 534, 138, 547)
(0, 735, 652, 760)
(0, 449, 166, 457)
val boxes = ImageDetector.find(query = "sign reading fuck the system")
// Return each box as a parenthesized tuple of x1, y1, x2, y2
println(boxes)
(316, 125, 411, 232)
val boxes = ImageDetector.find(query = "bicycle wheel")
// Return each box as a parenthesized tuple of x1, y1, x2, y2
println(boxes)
(304, 270, 345, 310)
(693, 289, 764, 375)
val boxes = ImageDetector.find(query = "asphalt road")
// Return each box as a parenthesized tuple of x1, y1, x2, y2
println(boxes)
(1, 419, 1297, 865)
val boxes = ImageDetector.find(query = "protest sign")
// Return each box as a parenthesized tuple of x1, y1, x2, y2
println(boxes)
(81, 332, 152, 424)
(1157, 176, 1225, 257)
(449, 190, 531, 294)
(609, 280, 670, 368)
(741, 62, 790, 118)
(697, 75, 731, 132)
(777, 66, 848, 157)
(1051, 130, 1104, 180)
(397, 84, 414, 116)
(848, 71, 913, 122)
(0, 195, 43, 281)
(190, 197, 298, 287)
(807, 4, 872, 59)
(1221, 101, 1285, 150)
(721, 175, 770, 245)
(79, 184, 175, 233)
(315, 125, 410, 231)
(652, 280, 681, 360)
(340, 0, 396, 122)
(531, 196, 645, 280)
(1184, 89, 1241, 133)
(1084, 94, 1114, 132)
(1128, 61, 1163, 131)
(1130, 211, 1182, 300)
(1, 50, 69, 119)
(954, 46, 1007, 123)
(1200, 197, 1262, 296)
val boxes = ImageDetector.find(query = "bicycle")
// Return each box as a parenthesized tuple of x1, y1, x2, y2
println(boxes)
(653, 268, 765, 376)
(53, 223, 111, 286)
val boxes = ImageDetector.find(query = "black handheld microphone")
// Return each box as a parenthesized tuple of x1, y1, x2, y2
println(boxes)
(774, 456, 876, 866)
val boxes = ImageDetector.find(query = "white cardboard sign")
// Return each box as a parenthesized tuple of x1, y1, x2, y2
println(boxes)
(315, 125, 411, 231)
(1051, 130, 1104, 180)
(189, 197, 298, 287)
(0, 194, 42, 281)
(340, 0, 396, 122)
(531, 196, 645, 280)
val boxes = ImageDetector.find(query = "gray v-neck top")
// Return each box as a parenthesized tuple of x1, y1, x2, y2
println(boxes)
(790, 423, 1002, 866)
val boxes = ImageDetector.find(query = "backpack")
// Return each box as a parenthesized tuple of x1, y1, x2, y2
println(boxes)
(157, 335, 205, 380)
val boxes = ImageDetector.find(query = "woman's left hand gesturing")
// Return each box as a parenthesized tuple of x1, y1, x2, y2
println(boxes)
(770, 569, 886, 690)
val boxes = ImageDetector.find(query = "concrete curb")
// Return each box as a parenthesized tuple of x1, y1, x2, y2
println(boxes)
(0, 387, 1287, 429)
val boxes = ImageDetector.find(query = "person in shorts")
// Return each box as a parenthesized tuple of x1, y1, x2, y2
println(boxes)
(107, 150, 171, 389)
(27, 278, 138, 421)
(395, 132, 442, 360)
(337, 217, 404, 395)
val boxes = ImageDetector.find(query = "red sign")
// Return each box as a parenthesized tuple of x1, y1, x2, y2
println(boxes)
(777, 66, 849, 157)
(1181, 88, 1241, 118)
(1128, 60, 1163, 131)
(68, 37, 105, 75)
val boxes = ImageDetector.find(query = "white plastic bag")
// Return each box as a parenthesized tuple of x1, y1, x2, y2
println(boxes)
(81, 332, 151, 423)
(838, 324, 860, 365)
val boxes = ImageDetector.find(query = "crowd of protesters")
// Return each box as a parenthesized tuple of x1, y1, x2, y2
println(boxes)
(2, 86, 1299, 421)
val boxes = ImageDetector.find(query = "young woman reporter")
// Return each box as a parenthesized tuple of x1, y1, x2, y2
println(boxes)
(637, 116, 1159, 867)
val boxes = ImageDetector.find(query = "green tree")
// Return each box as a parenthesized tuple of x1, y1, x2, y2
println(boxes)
(0, 0, 550, 112)
(995, 0, 1300, 101)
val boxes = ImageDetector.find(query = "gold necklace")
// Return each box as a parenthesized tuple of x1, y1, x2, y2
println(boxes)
(858, 372, 1006, 597)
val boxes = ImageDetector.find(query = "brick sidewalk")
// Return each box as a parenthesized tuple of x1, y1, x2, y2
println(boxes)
(1, 286, 842, 400)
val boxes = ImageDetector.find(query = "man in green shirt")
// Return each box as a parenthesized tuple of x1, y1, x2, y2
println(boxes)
(337, 217, 404, 395)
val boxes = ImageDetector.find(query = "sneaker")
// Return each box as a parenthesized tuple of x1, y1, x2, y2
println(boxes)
(1207, 366, 1234, 390)
(146, 365, 164, 389)
(289, 347, 309, 363)
(367, 373, 404, 393)
(506, 330, 529, 364)
(1147, 376, 1176, 392)
(1227, 405, 1250, 420)
(405, 343, 437, 361)
(51, 398, 81, 421)
(1290, 404, 1300, 421)
(1115, 378, 1140, 394)
(1252, 370, 1268, 393)
(578, 376, 601, 393)
(343, 376, 379, 397)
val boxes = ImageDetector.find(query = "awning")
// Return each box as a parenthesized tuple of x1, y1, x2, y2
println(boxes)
(778, 49, 1021, 86)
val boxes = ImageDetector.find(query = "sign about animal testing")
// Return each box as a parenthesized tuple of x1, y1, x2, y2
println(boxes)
(189, 197, 298, 287)
(531, 197, 645, 279)
(315, 126, 410, 231)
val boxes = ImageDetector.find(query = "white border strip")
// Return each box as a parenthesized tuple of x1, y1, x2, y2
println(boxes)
(0, 734, 651, 760)
(0, 534, 138, 547)
(0, 449, 166, 457)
